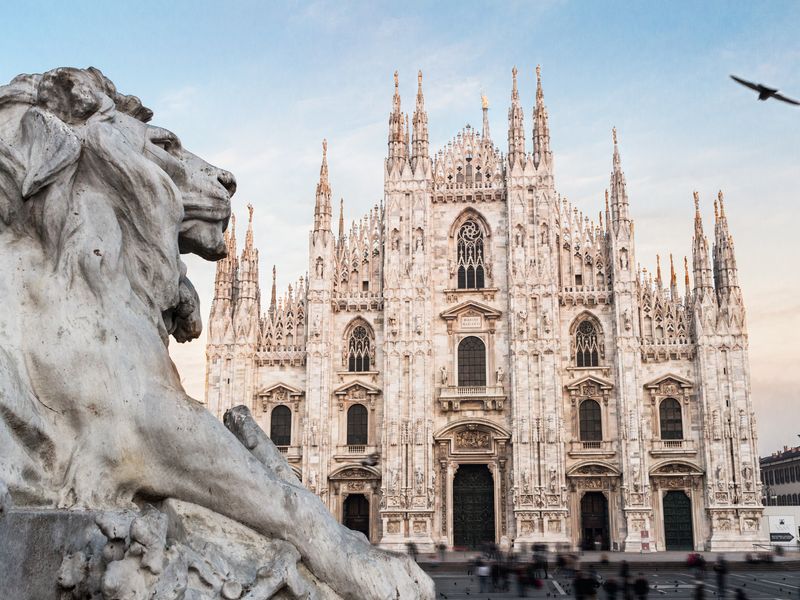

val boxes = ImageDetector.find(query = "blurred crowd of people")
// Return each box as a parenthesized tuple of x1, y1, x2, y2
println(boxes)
(411, 541, 758, 599)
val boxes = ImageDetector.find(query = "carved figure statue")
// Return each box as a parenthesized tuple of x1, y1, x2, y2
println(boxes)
(439, 365, 448, 385)
(0, 68, 431, 600)
(315, 256, 324, 279)
(495, 366, 505, 384)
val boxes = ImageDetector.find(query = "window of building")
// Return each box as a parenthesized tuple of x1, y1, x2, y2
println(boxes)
(456, 219, 486, 289)
(575, 320, 600, 367)
(347, 404, 368, 445)
(348, 325, 371, 372)
(269, 405, 292, 446)
(659, 398, 683, 440)
(769, 470, 774, 485)
(579, 399, 603, 441)
(457, 336, 487, 387)
(575, 274, 583, 287)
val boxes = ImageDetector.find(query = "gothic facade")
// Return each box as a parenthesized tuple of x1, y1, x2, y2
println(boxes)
(205, 68, 765, 552)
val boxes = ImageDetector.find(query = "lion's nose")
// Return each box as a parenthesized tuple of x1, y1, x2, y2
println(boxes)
(217, 169, 237, 197)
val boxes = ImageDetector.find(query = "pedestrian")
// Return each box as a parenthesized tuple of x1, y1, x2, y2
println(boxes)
(633, 573, 649, 600)
(574, 569, 599, 600)
(491, 560, 500, 591)
(477, 560, 491, 593)
(714, 555, 728, 598)
(437, 542, 446, 563)
(603, 576, 620, 600)
(516, 562, 529, 597)
(406, 541, 418, 562)
(734, 589, 748, 600)
(619, 560, 631, 600)
(693, 581, 706, 600)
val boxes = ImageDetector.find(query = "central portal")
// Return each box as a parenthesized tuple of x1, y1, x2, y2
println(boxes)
(452, 464, 495, 549)
(580, 492, 610, 551)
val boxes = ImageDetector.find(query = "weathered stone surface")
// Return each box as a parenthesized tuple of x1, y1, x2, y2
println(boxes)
(0, 67, 433, 599)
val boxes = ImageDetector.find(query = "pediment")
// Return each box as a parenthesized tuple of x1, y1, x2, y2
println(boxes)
(440, 300, 502, 321)
(567, 462, 621, 477)
(256, 382, 304, 398)
(329, 465, 381, 480)
(650, 461, 703, 476)
(565, 375, 614, 393)
(643, 373, 693, 391)
(333, 380, 381, 397)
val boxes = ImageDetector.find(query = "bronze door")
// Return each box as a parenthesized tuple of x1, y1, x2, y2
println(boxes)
(343, 494, 370, 541)
(452, 464, 495, 549)
(580, 492, 610, 550)
(663, 490, 693, 550)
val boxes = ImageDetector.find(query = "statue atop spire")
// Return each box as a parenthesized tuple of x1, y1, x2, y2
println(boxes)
(508, 66, 525, 167)
(411, 70, 428, 170)
(314, 139, 332, 232)
(481, 91, 491, 141)
(692, 191, 714, 295)
(533, 64, 551, 169)
(388, 71, 407, 170)
(609, 127, 629, 227)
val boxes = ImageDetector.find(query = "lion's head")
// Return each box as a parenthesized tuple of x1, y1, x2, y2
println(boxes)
(0, 67, 234, 342)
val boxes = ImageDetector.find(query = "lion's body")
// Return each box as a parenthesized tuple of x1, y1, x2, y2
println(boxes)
(0, 67, 433, 600)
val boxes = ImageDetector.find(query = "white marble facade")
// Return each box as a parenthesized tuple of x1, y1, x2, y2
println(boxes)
(205, 68, 765, 552)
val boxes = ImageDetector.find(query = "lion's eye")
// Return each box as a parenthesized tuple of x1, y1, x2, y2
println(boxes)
(152, 138, 173, 152)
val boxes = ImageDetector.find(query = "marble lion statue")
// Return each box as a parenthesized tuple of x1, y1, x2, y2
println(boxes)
(0, 67, 433, 600)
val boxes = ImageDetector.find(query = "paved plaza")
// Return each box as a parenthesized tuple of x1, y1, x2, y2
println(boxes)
(430, 569, 800, 599)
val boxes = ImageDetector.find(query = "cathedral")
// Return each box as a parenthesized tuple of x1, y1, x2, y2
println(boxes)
(205, 67, 766, 552)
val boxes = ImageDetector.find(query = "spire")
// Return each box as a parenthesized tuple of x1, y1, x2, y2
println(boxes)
(609, 127, 630, 226)
(269, 265, 277, 320)
(213, 212, 238, 301)
(387, 71, 407, 170)
(684, 256, 690, 297)
(411, 70, 429, 169)
(713, 189, 740, 295)
(481, 91, 491, 140)
(692, 191, 714, 295)
(314, 139, 332, 232)
(244, 202, 255, 251)
(237, 203, 259, 303)
(507, 66, 526, 167)
(337, 198, 345, 244)
(669, 253, 679, 299)
(533, 65, 551, 169)
(656, 254, 663, 289)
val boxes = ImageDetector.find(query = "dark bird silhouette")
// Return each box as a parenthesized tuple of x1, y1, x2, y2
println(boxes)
(730, 75, 800, 105)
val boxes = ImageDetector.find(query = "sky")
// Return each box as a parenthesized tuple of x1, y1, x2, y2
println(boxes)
(3, 0, 798, 456)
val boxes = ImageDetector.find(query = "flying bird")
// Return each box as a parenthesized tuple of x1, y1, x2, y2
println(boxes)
(730, 75, 800, 105)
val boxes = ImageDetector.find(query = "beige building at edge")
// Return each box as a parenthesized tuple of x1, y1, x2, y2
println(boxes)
(205, 68, 766, 552)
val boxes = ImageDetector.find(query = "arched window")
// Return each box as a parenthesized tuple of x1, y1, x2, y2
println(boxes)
(348, 325, 371, 372)
(659, 398, 683, 440)
(458, 336, 486, 387)
(347, 404, 368, 445)
(270, 405, 292, 446)
(456, 219, 486, 289)
(579, 399, 602, 441)
(575, 320, 600, 367)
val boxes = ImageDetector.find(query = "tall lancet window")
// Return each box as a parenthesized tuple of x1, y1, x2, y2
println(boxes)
(458, 336, 487, 387)
(575, 320, 600, 367)
(659, 398, 683, 440)
(457, 220, 486, 289)
(348, 325, 371, 372)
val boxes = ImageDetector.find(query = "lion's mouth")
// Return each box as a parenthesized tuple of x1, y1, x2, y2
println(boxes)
(179, 194, 231, 261)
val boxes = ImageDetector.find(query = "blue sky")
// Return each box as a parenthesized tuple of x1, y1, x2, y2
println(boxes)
(3, 1, 798, 454)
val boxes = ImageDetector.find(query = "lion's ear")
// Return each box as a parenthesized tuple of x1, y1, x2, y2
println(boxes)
(20, 107, 81, 199)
